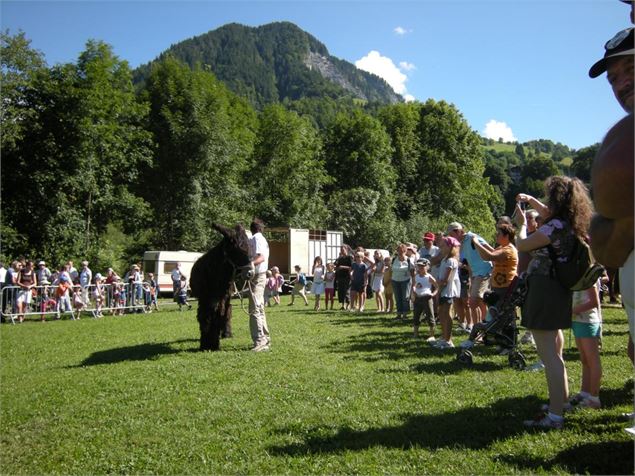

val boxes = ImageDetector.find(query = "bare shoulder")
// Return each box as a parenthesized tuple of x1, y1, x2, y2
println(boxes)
(592, 114, 634, 219)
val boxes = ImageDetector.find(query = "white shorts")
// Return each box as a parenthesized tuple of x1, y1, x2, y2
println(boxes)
(17, 290, 32, 305)
(372, 276, 384, 293)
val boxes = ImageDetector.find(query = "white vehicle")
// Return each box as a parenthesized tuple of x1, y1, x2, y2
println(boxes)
(142, 250, 203, 295)
(266, 227, 343, 277)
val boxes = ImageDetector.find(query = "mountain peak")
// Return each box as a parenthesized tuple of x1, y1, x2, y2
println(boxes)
(134, 21, 402, 107)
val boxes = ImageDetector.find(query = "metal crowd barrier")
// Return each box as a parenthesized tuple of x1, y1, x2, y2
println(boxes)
(0, 282, 191, 324)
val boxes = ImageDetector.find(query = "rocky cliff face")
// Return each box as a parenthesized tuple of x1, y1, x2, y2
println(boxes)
(304, 51, 368, 100)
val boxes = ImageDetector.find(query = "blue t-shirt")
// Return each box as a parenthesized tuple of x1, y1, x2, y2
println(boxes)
(351, 262, 367, 287)
(461, 232, 493, 277)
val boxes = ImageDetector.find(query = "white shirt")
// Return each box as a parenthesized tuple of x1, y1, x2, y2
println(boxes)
(79, 268, 92, 287)
(249, 232, 269, 275)
(440, 257, 460, 298)
(413, 274, 434, 297)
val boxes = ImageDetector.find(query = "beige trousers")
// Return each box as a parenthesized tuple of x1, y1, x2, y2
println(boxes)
(249, 273, 270, 345)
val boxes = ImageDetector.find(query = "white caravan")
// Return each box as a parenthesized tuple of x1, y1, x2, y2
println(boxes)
(142, 250, 203, 295)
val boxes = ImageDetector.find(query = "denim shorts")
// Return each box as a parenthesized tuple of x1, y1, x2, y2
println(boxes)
(572, 321, 602, 339)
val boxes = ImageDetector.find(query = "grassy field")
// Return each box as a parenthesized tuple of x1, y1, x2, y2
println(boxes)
(1, 297, 633, 475)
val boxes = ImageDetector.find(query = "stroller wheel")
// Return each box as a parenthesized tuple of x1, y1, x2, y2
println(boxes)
(456, 349, 473, 365)
(508, 351, 526, 371)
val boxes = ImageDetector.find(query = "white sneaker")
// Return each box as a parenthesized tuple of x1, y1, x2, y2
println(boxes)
(252, 343, 270, 352)
(577, 397, 601, 410)
(426, 336, 436, 343)
(435, 340, 455, 349)
(520, 332, 535, 345)
(540, 402, 574, 413)
(523, 413, 563, 430)
(526, 361, 545, 372)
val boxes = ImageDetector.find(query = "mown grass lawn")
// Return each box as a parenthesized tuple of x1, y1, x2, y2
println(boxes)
(1, 297, 633, 475)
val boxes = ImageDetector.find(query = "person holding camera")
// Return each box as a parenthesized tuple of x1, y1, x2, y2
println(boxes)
(515, 177, 593, 429)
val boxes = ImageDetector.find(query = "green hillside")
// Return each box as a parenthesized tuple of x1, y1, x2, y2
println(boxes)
(133, 22, 402, 109)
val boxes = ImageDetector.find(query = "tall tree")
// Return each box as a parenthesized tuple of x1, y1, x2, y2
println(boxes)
(570, 144, 600, 184)
(322, 110, 399, 245)
(2, 38, 153, 264)
(377, 102, 421, 220)
(141, 57, 257, 250)
(520, 155, 560, 199)
(415, 99, 499, 237)
(1, 30, 46, 151)
(248, 104, 329, 228)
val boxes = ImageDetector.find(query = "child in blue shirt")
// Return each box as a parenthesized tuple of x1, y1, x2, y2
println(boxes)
(288, 265, 308, 306)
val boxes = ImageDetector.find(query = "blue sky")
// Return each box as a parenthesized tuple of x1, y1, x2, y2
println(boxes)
(2, 0, 630, 149)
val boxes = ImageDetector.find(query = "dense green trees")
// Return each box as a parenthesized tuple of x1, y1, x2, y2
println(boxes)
(2, 36, 152, 266)
(141, 57, 256, 250)
(249, 104, 328, 228)
(1, 30, 593, 268)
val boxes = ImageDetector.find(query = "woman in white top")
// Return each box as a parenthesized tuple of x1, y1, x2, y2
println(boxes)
(433, 236, 461, 349)
(391, 244, 415, 320)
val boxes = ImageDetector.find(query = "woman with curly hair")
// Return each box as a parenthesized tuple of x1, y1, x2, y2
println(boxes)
(515, 176, 594, 429)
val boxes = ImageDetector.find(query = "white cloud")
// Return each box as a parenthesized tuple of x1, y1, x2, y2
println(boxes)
(394, 26, 412, 36)
(355, 50, 409, 95)
(483, 119, 517, 142)
(399, 61, 416, 72)
(404, 94, 416, 102)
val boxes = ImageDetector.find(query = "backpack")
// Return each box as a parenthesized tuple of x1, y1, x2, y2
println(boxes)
(548, 237, 605, 291)
(298, 273, 307, 286)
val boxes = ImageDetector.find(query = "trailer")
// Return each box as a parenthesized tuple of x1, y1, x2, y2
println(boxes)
(265, 227, 344, 277)
(142, 250, 203, 295)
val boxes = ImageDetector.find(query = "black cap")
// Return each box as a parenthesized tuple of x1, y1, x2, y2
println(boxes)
(589, 28, 634, 78)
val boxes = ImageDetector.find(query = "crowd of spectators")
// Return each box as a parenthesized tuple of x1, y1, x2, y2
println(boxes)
(0, 259, 160, 322)
(271, 176, 618, 430)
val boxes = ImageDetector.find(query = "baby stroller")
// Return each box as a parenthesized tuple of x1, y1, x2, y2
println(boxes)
(456, 276, 528, 370)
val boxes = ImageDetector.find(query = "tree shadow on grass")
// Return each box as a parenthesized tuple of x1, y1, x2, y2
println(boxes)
(269, 395, 542, 455)
(322, 328, 427, 362)
(322, 323, 516, 372)
(497, 439, 633, 474)
(73, 338, 199, 366)
(600, 380, 634, 409)
(411, 357, 505, 374)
